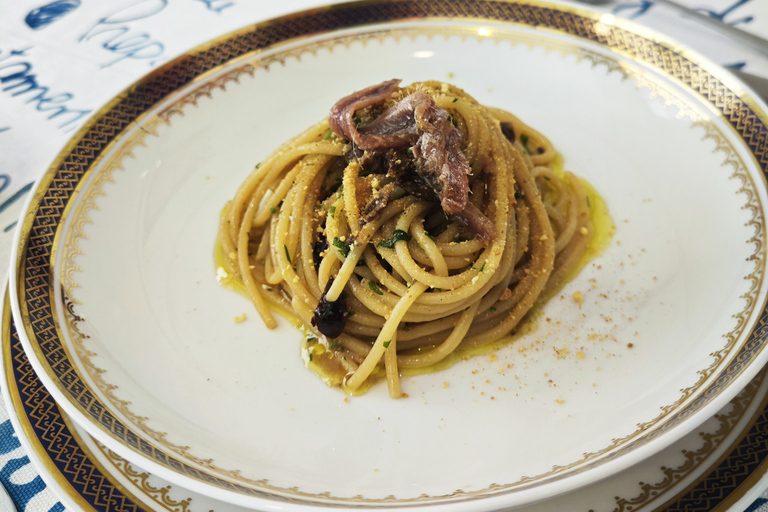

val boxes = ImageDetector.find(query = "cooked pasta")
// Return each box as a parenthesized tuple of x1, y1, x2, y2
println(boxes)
(218, 80, 597, 397)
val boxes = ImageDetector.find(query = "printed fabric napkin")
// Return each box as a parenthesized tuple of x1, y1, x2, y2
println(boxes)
(0, 408, 63, 512)
(750, 497, 768, 512)
(2, 0, 768, 511)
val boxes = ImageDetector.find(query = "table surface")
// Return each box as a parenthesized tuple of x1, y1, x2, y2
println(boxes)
(3, 0, 768, 511)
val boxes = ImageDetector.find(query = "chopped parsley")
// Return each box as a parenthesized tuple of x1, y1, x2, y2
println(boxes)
(490, 307, 497, 312)
(306, 334, 317, 342)
(255, 162, 261, 168)
(452, 97, 458, 103)
(323, 129, 333, 140)
(520, 134, 533, 155)
(284, 245, 292, 264)
(347, 311, 356, 317)
(337, 184, 344, 198)
(330, 339, 339, 350)
(270, 206, 276, 214)
(378, 229, 412, 248)
(368, 281, 383, 295)
(383, 340, 391, 348)
(480, 263, 486, 272)
(454, 236, 468, 243)
(329, 205, 336, 218)
(332, 237, 350, 257)
(308, 352, 313, 362)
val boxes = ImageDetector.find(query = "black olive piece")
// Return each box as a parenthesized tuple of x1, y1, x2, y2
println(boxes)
(311, 279, 347, 339)
(500, 122, 516, 143)
(313, 239, 328, 267)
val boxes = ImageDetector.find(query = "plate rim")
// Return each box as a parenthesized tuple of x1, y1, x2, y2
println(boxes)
(5, 286, 768, 512)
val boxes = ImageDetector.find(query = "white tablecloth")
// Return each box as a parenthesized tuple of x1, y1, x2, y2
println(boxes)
(2, 0, 768, 510)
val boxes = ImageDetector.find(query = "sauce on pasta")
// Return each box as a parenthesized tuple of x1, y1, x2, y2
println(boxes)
(217, 80, 613, 397)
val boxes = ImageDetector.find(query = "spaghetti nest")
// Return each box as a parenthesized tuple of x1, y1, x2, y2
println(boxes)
(219, 81, 593, 397)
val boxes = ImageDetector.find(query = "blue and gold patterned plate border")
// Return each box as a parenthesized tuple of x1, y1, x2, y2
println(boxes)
(9, 0, 768, 509)
(4, 286, 768, 512)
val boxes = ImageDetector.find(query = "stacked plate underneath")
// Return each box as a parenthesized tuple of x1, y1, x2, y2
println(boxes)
(5, 1, 768, 510)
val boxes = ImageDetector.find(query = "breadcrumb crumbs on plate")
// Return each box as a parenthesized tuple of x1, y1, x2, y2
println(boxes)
(576, 351, 585, 359)
(233, 313, 247, 323)
(555, 399, 564, 404)
(344, 397, 349, 403)
(572, 291, 584, 303)
(489, 354, 497, 362)
(442, 381, 449, 388)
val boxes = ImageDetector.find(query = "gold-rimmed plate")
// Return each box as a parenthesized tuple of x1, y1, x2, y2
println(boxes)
(9, 1, 768, 509)
(4, 288, 768, 512)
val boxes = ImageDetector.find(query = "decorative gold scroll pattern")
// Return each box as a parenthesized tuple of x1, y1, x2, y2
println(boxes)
(6, 298, 768, 512)
(99, 445, 193, 512)
(57, 25, 765, 502)
(610, 366, 767, 512)
(60, 117, 166, 301)
(6, 304, 146, 511)
(16, 0, 768, 506)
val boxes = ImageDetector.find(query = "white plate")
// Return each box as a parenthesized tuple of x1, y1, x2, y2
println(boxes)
(10, 1, 768, 510)
(4, 287, 768, 512)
